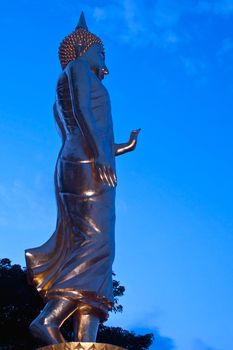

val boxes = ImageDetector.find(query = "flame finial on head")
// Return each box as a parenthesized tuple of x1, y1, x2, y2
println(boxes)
(59, 11, 103, 69)
(76, 11, 88, 30)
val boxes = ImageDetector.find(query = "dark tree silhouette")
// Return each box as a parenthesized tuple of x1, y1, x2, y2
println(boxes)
(0, 259, 153, 350)
(97, 326, 153, 350)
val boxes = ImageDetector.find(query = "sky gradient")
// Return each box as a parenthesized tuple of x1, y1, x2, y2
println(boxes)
(0, 1, 233, 350)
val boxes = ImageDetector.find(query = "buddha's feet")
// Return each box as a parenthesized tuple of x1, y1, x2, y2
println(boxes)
(29, 299, 78, 344)
(29, 318, 65, 345)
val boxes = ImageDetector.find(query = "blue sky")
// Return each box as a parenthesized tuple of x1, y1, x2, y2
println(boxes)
(0, 1, 233, 349)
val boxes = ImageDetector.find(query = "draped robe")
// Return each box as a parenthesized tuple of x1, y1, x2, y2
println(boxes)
(25, 60, 116, 320)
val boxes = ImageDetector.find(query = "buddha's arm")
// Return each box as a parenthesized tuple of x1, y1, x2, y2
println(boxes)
(115, 129, 141, 156)
(66, 60, 100, 158)
(66, 59, 116, 187)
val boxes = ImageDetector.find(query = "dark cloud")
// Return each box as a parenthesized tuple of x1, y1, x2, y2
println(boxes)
(192, 338, 222, 350)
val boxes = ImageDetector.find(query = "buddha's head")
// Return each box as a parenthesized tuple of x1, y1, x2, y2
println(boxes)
(59, 12, 109, 80)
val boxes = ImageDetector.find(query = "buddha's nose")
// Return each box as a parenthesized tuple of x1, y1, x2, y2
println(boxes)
(102, 65, 109, 75)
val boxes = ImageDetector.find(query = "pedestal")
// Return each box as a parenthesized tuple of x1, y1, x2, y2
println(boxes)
(37, 343, 126, 350)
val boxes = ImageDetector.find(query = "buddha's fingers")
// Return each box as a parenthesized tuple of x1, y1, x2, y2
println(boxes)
(103, 166, 112, 186)
(96, 164, 116, 187)
(110, 169, 117, 187)
(132, 128, 141, 135)
(112, 171, 117, 185)
(113, 172, 117, 186)
(107, 167, 115, 187)
(98, 167, 104, 182)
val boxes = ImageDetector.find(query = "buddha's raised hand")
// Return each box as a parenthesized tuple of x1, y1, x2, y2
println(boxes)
(115, 128, 141, 156)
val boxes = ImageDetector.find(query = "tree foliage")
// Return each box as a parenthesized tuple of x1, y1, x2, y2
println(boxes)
(97, 326, 153, 350)
(0, 258, 153, 350)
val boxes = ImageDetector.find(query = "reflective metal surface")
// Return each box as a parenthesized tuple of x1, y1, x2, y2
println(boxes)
(37, 343, 126, 350)
(25, 12, 140, 346)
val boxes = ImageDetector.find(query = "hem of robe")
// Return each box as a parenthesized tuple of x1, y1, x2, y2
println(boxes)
(46, 288, 113, 321)
(26, 258, 112, 322)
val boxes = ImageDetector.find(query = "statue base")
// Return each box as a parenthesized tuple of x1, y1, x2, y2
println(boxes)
(37, 343, 125, 350)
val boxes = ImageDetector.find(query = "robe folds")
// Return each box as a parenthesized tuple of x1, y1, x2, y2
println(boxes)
(25, 63, 116, 320)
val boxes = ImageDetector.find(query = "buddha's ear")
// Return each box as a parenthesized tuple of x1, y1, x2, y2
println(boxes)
(74, 42, 83, 57)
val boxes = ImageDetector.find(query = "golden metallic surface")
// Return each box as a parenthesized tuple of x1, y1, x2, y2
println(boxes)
(115, 129, 141, 156)
(25, 12, 140, 346)
(37, 343, 125, 350)
(26, 51, 116, 322)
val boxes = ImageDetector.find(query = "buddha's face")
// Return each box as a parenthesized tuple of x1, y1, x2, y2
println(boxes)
(82, 44, 109, 80)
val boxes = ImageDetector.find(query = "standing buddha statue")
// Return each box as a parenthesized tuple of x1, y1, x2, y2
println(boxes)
(25, 12, 140, 346)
